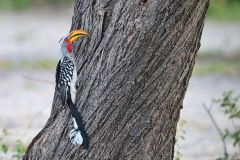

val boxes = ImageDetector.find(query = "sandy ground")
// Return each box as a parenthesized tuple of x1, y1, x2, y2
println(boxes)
(201, 21, 240, 53)
(0, 7, 240, 159)
(181, 76, 240, 159)
(0, 7, 73, 60)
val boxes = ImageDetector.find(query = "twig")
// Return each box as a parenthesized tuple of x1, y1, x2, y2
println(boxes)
(33, 59, 56, 72)
(22, 75, 54, 85)
(203, 103, 229, 159)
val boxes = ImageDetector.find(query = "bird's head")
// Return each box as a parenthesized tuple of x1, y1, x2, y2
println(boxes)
(59, 29, 88, 59)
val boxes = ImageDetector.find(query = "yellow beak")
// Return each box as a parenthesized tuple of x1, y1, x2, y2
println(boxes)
(68, 29, 89, 43)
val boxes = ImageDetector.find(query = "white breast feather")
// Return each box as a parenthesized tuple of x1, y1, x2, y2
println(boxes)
(70, 66, 77, 103)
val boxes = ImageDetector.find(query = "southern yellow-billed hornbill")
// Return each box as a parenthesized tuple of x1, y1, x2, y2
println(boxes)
(56, 29, 89, 148)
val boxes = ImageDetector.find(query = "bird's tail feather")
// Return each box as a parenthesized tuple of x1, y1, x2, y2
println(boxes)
(67, 92, 89, 149)
(69, 118, 83, 145)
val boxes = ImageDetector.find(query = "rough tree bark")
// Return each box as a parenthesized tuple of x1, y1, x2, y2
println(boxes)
(24, 0, 209, 159)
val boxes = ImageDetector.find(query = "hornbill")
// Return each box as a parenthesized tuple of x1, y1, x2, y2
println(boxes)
(56, 29, 89, 149)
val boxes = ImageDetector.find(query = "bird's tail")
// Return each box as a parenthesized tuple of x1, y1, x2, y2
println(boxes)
(67, 92, 89, 149)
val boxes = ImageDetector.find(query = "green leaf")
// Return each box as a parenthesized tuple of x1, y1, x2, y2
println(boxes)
(15, 140, 26, 154)
(0, 143, 8, 153)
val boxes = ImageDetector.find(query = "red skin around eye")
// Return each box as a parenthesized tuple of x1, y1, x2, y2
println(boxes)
(67, 43, 73, 53)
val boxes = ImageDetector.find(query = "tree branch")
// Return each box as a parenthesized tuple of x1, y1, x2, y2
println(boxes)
(203, 103, 229, 159)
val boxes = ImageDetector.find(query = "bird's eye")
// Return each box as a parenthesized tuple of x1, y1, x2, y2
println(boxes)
(64, 37, 68, 42)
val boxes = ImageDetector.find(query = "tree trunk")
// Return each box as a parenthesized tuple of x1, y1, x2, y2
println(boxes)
(24, 0, 209, 159)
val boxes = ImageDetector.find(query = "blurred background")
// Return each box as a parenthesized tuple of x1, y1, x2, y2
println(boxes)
(0, 0, 240, 159)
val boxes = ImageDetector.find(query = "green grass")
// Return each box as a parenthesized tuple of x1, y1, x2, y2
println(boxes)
(1, 0, 240, 22)
(207, 0, 240, 21)
(0, 129, 26, 160)
(0, 0, 29, 10)
(0, 58, 57, 70)
(18, 58, 57, 70)
(193, 61, 239, 76)
(193, 51, 240, 76)
(0, 0, 73, 10)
